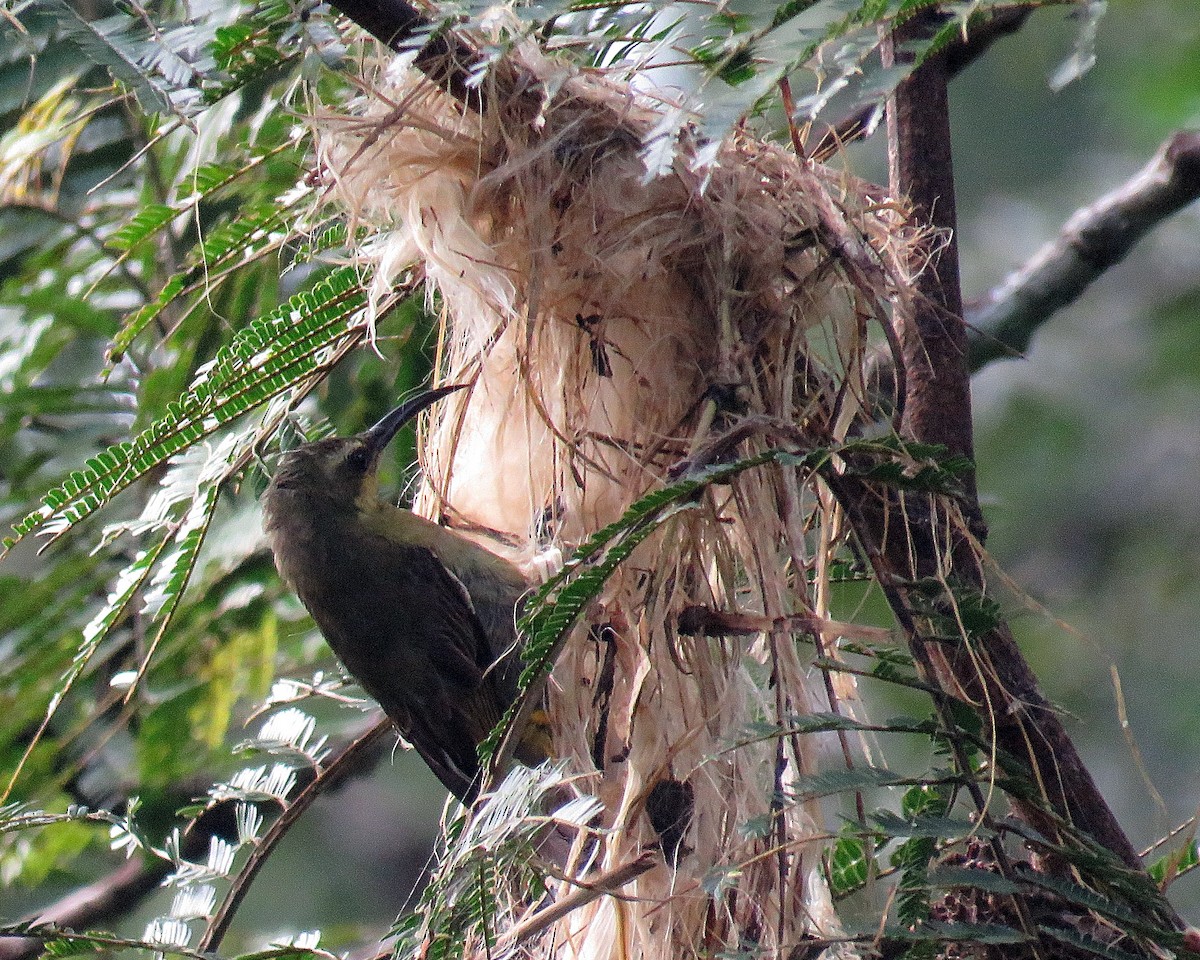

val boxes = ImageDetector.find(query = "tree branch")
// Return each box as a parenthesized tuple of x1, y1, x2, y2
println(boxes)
(324, 0, 486, 105)
(197, 717, 394, 952)
(968, 130, 1200, 368)
(884, 7, 978, 503)
(842, 6, 1187, 937)
(0, 719, 394, 960)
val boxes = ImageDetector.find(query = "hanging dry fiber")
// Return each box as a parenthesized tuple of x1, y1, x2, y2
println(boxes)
(315, 36, 923, 960)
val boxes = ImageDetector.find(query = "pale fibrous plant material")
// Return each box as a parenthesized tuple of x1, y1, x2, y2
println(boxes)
(313, 24, 924, 958)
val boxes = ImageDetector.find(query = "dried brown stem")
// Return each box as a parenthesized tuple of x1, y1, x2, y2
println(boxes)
(493, 853, 656, 951)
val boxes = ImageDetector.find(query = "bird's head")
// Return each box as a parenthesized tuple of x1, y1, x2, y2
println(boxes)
(266, 385, 466, 513)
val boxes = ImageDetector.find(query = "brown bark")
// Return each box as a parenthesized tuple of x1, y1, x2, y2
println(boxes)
(884, 10, 975, 484)
(821, 8, 1183, 933)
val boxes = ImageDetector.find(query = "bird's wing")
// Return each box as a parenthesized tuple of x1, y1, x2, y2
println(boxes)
(308, 533, 509, 800)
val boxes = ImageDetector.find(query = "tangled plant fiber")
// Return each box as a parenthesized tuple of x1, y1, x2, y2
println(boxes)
(315, 35, 924, 960)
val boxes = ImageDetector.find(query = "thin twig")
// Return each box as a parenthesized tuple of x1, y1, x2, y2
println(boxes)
(0, 719, 395, 960)
(491, 853, 656, 951)
(197, 717, 395, 952)
(0, 801, 234, 960)
(0, 862, 170, 960)
(0, 927, 221, 960)
(859, 129, 1200, 383)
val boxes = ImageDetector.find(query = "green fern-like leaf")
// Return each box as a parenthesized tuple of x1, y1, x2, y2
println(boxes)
(2, 536, 171, 799)
(890, 780, 953, 926)
(4, 266, 369, 553)
(287, 222, 352, 270)
(912, 920, 1029, 946)
(37, 935, 111, 960)
(481, 445, 857, 770)
(396, 768, 565, 960)
(205, 13, 305, 104)
(727, 712, 935, 759)
(109, 195, 304, 359)
(926, 865, 1020, 896)
(1018, 869, 1144, 931)
(1038, 924, 1149, 960)
(870, 809, 985, 841)
(106, 204, 177, 251)
(827, 833, 873, 897)
(195, 201, 291, 266)
(128, 481, 223, 688)
(106, 147, 298, 265)
(791, 764, 913, 798)
(0, 925, 213, 960)
(1148, 837, 1200, 885)
(42, 0, 197, 119)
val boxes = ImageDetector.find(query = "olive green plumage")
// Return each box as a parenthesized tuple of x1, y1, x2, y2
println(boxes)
(262, 386, 547, 801)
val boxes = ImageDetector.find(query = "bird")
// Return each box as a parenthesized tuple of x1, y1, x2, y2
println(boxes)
(261, 385, 550, 801)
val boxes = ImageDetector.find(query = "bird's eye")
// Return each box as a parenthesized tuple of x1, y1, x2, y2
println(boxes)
(345, 447, 370, 472)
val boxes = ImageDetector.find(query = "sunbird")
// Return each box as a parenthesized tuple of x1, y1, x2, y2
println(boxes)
(262, 385, 550, 800)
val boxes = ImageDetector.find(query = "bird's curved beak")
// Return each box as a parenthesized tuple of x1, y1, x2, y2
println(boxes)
(362, 384, 468, 460)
